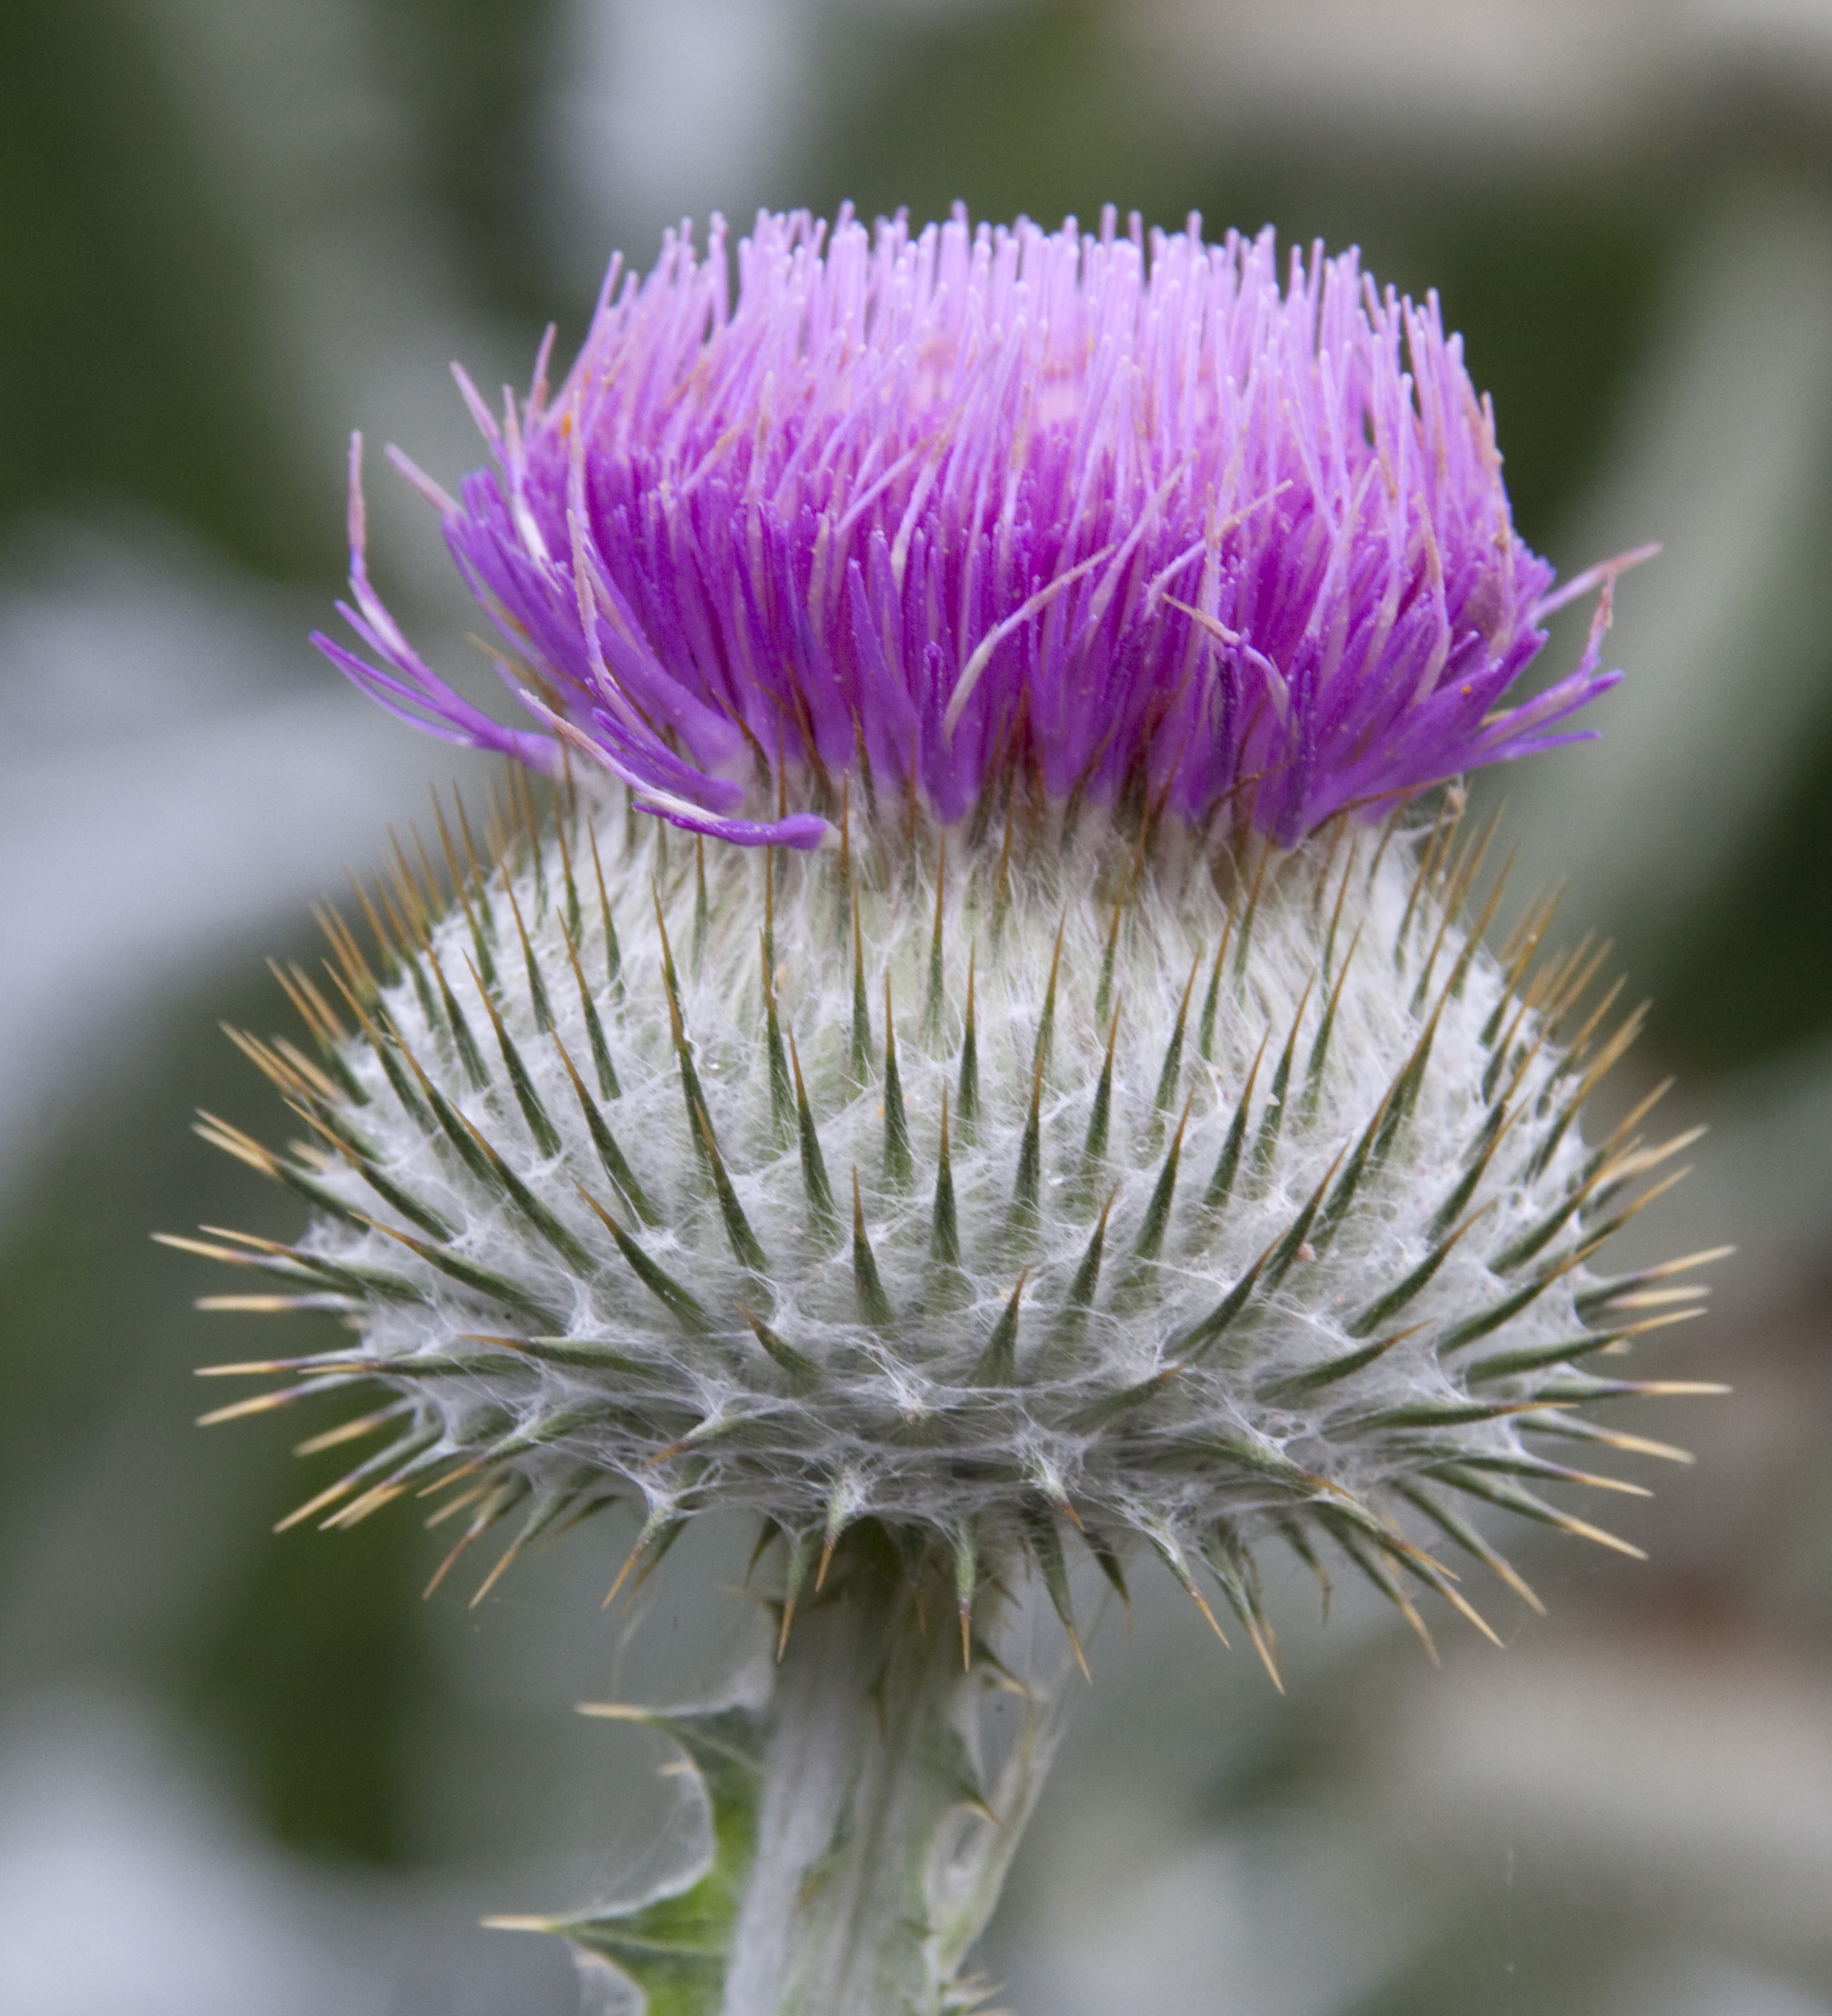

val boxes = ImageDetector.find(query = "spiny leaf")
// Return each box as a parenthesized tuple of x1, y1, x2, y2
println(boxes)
(1486, 1162, 1618, 1276)
(552, 799, 584, 945)
(284, 1101, 455, 1242)
(193, 1114, 367, 1232)
(1304, 1089, 1395, 1264)
(1519, 1413, 1695, 1465)
(1257, 1143, 1349, 1295)
(1426, 1462, 1648, 1558)
(1434, 1251, 1584, 1356)
(956, 948, 980, 1136)
(652, 896, 714, 1171)
(314, 898, 381, 1010)
(954, 1520, 978, 1668)
(851, 1171, 896, 1328)
(605, 1503, 693, 1608)
(776, 1529, 817, 1655)
(586, 819, 623, 998)
(816, 1470, 865, 1589)
(1080, 1003, 1120, 1173)
(1061, 1187, 1118, 1320)
(1032, 912, 1067, 1086)
(549, 1033, 657, 1225)
(1299, 920, 1363, 1123)
(692, 835, 709, 980)
(420, 1475, 530, 1583)
(849, 890, 872, 1089)
(270, 960, 369, 1105)
(1390, 1481, 1544, 1614)
(1152, 956, 1201, 1113)
(470, 1478, 602, 1607)
(1434, 1447, 1650, 1496)
(1522, 999, 1647, 1183)
(504, 881, 557, 1035)
(273, 1425, 443, 1534)
(350, 871, 421, 1016)
(931, 1087, 961, 1267)
(1019, 1503, 1088, 1680)
(1199, 1524, 1282, 1689)
(1176, 1230, 1280, 1365)
(1139, 1517, 1230, 1646)
(787, 1031, 838, 1235)
(1324, 1518, 1440, 1662)
(292, 1399, 414, 1457)
(1345, 1204, 1490, 1338)
(1202, 1032, 1266, 1213)
(1246, 979, 1313, 1190)
(737, 1306, 819, 1390)
(425, 948, 491, 1090)
(1339, 1396, 1567, 1435)
(482, 1401, 624, 1466)
(401, 1056, 508, 1194)
(1526, 1373, 1728, 1404)
(1065, 1364, 1180, 1433)
(574, 1185, 710, 1331)
(433, 790, 497, 989)
(1229, 838, 1270, 991)
(1573, 1246, 1733, 1319)
(452, 1110, 595, 1274)
(1078, 1521, 1130, 1607)
(881, 975, 914, 1188)
(923, 836, 948, 1045)
(1461, 1317, 1692, 1385)
(334, 985, 436, 1135)
(559, 918, 620, 1099)
(760, 927, 790, 1136)
(1424, 1100, 1515, 1241)
(694, 1102, 769, 1276)
(466, 956, 563, 1156)
(1093, 898, 1122, 1035)
(195, 1371, 373, 1427)
(470, 1333, 645, 1375)
(362, 1216, 567, 1329)
(181, 1228, 429, 1308)
(1366, 986, 1449, 1175)
(1262, 1323, 1424, 1400)
(556, 1705, 762, 2016)
(1009, 1029, 1045, 1225)
(1196, 905, 1233, 1063)
(1113, 1096, 1194, 1306)
(968, 1272, 1026, 1386)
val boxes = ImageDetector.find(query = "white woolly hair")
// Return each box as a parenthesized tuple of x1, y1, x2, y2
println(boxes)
(193, 781, 1717, 1659)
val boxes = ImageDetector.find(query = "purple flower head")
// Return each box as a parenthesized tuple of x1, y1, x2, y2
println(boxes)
(317, 206, 1635, 850)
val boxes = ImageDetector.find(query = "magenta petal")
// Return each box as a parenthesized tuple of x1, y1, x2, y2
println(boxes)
(321, 209, 1627, 847)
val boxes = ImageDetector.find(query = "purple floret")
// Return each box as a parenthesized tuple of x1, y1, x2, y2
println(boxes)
(317, 206, 1632, 848)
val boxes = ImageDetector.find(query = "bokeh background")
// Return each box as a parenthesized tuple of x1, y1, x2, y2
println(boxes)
(4, 2, 1832, 2011)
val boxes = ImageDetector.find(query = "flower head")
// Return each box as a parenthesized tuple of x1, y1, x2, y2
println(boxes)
(192, 207, 1714, 1658)
(317, 209, 1619, 850)
(189, 207, 1714, 2014)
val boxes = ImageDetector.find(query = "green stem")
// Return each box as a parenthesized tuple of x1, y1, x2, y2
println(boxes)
(730, 1538, 1016, 2014)
(556, 1529, 1063, 2016)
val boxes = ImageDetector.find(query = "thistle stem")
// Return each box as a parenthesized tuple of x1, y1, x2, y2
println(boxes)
(723, 1533, 1044, 2016)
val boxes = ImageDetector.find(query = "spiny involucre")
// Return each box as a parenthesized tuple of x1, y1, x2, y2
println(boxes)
(180, 207, 1717, 2015)
(197, 794, 1714, 1659)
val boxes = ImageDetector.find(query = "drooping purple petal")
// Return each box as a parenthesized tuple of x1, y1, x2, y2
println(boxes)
(319, 207, 1628, 848)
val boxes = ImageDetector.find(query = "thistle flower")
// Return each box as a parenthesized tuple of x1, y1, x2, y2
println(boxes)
(316, 209, 1619, 848)
(181, 209, 1716, 2016)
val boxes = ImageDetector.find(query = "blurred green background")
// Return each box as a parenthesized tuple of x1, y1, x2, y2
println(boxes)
(4, 2, 1831, 2011)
